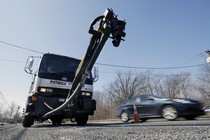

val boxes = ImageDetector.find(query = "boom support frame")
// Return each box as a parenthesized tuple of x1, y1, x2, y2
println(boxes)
(41, 8, 126, 120)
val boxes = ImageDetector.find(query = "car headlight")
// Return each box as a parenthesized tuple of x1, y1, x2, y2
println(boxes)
(82, 92, 92, 96)
(173, 99, 191, 104)
(40, 88, 53, 93)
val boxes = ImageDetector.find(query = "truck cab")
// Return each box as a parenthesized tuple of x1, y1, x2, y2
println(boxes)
(23, 53, 96, 127)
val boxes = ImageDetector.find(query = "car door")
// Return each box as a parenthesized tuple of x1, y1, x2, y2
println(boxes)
(137, 96, 160, 117)
(128, 96, 151, 117)
(124, 97, 137, 116)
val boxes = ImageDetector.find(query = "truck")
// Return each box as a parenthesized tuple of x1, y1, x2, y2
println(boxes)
(22, 8, 126, 127)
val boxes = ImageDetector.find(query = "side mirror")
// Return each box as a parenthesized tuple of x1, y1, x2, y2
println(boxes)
(93, 67, 99, 82)
(24, 56, 34, 74)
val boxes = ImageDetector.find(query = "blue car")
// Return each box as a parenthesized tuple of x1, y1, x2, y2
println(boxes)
(116, 95, 205, 122)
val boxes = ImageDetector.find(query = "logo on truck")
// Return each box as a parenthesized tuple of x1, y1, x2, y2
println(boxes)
(50, 80, 71, 86)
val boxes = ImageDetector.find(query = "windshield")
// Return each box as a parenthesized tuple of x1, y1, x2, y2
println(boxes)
(38, 54, 93, 83)
(150, 95, 165, 99)
(39, 54, 79, 74)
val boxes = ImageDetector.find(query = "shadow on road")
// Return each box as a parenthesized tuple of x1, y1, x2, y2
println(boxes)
(32, 118, 210, 128)
(33, 121, 129, 128)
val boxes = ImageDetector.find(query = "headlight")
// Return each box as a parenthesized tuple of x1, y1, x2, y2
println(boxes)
(40, 88, 53, 93)
(173, 99, 191, 104)
(82, 92, 92, 96)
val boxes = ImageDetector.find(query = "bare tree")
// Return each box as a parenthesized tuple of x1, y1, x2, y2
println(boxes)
(90, 90, 116, 120)
(197, 65, 210, 104)
(104, 71, 145, 106)
(0, 103, 3, 122)
(91, 91, 106, 119)
(3, 102, 21, 123)
(160, 72, 191, 98)
(0, 103, 3, 113)
(153, 75, 164, 95)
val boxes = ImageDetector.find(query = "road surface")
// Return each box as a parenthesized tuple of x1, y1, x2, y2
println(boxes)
(1, 118, 210, 140)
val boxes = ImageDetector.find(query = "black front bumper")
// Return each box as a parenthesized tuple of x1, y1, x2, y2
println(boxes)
(28, 96, 96, 117)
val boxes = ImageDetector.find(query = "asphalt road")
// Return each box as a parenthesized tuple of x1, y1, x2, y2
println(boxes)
(1, 118, 210, 140)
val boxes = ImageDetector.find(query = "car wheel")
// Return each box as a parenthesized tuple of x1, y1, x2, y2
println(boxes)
(51, 116, 63, 126)
(121, 111, 129, 122)
(162, 105, 178, 121)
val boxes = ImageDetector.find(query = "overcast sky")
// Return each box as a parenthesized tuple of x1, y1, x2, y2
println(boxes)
(0, 0, 210, 109)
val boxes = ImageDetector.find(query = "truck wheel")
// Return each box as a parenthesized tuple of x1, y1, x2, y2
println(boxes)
(51, 117, 63, 126)
(70, 118, 76, 123)
(22, 115, 34, 127)
(76, 114, 88, 125)
(52, 119, 56, 126)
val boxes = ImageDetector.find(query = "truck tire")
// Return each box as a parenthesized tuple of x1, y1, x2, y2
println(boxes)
(51, 117, 63, 126)
(22, 115, 34, 127)
(76, 114, 88, 125)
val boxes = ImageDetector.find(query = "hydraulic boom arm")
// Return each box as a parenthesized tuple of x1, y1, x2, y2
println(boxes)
(41, 8, 126, 120)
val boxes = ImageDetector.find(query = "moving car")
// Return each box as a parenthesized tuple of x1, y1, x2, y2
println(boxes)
(116, 95, 205, 122)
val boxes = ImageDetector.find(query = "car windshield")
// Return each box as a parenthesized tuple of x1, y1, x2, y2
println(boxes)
(122, 95, 166, 105)
(123, 97, 141, 105)
(150, 95, 166, 100)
